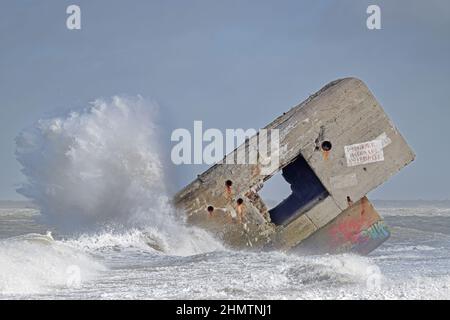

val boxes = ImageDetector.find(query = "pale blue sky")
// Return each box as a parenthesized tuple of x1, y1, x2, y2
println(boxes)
(0, 0, 449, 200)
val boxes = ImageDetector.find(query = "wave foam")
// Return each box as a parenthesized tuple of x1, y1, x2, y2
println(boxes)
(14, 96, 223, 257)
(0, 233, 105, 296)
(16, 96, 168, 227)
(66, 226, 224, 257)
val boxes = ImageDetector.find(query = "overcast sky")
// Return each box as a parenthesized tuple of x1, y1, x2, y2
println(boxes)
(1, 0, 449, 200)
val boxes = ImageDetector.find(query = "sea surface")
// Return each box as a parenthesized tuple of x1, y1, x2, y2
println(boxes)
(0, 200, 449, 300)
(3, 97, 449, 299)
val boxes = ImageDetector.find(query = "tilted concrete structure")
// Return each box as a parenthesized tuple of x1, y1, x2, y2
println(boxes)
(174, 78, 415, 254)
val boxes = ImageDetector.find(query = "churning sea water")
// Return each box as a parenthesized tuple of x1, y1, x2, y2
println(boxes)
(0, 201, 449, 300)
(1, 96, 448, 299)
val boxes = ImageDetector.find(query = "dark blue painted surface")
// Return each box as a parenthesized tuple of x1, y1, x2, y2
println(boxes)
(269, 156, 328, 225)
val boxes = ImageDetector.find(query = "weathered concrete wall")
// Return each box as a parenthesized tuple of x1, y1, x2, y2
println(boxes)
(174, 77, 414, 252)
(279, 78, 415, 212)
(294, 197, 390, 255)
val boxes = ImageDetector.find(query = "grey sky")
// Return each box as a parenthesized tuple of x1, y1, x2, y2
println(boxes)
(0, 0, 449, 200)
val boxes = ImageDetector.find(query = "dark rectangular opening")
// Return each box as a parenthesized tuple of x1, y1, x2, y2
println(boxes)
(268, 155, 329, 225)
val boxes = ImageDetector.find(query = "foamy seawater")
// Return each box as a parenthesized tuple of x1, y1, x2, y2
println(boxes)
(3, 98, 449, 299)
(0, 201, 449, 300)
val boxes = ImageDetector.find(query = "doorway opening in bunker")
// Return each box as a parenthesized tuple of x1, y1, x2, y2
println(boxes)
(261, 155, 329, 225)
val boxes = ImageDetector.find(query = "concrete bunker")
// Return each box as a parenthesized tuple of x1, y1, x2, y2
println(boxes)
(174, 78, 415, 254)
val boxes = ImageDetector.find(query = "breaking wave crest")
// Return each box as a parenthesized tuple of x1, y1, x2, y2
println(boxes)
(3, 96, 224, 295)
(0, 233, 105, 296)
(14, 96, 222, 254)
(66, 226, 224, 257)
(16, 96, 168, 227)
